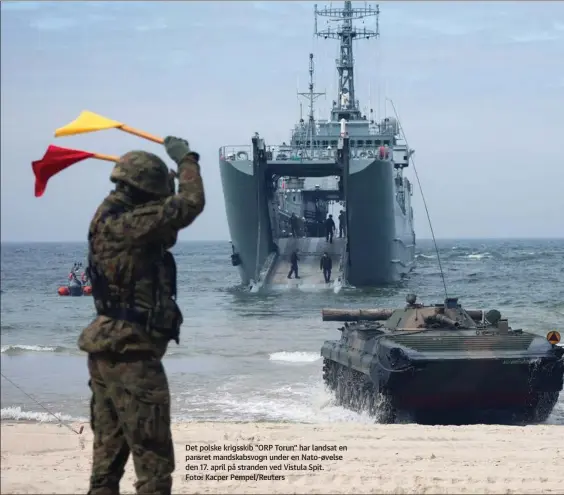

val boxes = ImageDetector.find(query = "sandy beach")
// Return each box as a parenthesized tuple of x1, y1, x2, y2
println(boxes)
(1, 421, 563, 494)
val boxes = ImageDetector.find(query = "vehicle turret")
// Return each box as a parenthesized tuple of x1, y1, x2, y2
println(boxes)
(321, 294, 507, 332)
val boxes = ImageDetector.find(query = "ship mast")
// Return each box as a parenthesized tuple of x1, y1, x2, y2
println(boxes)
(297, 53, 325, 158)
(314, 1, 380, 122)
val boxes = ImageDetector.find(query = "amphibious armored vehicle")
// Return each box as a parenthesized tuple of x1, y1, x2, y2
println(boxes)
(321, 295, 564, 424)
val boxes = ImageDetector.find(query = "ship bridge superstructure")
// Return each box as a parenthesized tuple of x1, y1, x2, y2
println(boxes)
(218, 1, 417, 289)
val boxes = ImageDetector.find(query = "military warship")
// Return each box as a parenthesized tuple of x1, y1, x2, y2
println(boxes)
(219, 2, 416, 289)
(320, 295, 564, 424)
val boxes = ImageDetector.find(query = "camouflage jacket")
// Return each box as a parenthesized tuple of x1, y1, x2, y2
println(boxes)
(78, 153, 205, 356)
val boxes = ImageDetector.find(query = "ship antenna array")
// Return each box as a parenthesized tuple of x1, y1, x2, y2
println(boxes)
(387, 98, 449, 300)
(297, 53, 325, 157)
(314, 1, 380, 118)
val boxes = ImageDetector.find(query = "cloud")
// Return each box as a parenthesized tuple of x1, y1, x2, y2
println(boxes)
(252, 1, 308, 17)
(136, 49, 192, 68)
(135, 17, 167, 32)
(87, 13, 116, 23)
(83, 1, 117, 8)
(163, 50, 192, 67)
(252, 2, 282, 13)
(27, 10, 117, 32)
(508, 31, 561, 44)
(0, 1, 47, 12)
(29, 17, 78, 31)
(545, 77, 564, 89)
(407, 18, 490, 37)
(404, 71, 431, 84)
(81, 1, 136, 12)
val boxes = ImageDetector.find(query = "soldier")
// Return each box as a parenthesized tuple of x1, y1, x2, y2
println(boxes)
(338, 210, 346, 238)
(325, 214, 335, 244)
(287, 249, 300, 279)
(290, 213, 299, 238)
(320, 251, 332, 283)
(78, 136, 205, 495)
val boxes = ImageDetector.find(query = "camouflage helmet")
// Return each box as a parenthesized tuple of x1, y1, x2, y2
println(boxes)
(110, 151, 170, 197)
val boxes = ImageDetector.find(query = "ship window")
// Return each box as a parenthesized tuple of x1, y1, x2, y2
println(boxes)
(357, 140, 364, 146)
(350, 140, 356, 147)
(383, 140, 390, 146)
(374, 140, 381, 146)
(306, 141, 311, 146)
(331, 140, 338, 146)
(293, 195, 296, 201)
(323, 140, 328, 147)
(366, 140, 373, 146)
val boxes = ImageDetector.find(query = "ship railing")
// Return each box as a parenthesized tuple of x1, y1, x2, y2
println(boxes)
(220, 145, 253, 162)
(267, 145, 336, 162)
(220, 143, 395, 162)
(266, 143, 394, 161)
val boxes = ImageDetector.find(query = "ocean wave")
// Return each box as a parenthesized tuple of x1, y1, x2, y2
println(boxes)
(1, 406, 86, 423)
(467, 253, 492, 260)
(0, 344, 65, 354)
(204, 381, 374, 423)
(416, 254, 436, 260)
(269, 351, 321, 363)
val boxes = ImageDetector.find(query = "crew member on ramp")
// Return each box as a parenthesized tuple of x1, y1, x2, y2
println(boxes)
(320, 252, 332, 283)
(325, 214, 336, 243)
(338, 210, 346, 238)
(287, 249, 300, 279)
(290, 213, 299, 238)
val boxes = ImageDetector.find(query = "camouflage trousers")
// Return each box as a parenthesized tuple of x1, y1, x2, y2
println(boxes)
(87, 352, 175, 495)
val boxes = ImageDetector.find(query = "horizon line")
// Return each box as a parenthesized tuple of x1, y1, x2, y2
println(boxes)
(1, 236, 563, 244)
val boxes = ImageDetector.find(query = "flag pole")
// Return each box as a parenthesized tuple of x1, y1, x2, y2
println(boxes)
(118, 125, 164, 144)
(92, 152, 119, 162)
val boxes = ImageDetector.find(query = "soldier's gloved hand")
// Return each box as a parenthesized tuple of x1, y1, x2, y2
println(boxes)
(164, 136, 191, 165)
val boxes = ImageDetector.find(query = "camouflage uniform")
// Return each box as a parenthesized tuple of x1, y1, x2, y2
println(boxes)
(79, 138, 205, 495)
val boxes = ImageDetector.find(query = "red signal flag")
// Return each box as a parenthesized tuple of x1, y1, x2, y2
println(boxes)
(31, 145, 117, 197)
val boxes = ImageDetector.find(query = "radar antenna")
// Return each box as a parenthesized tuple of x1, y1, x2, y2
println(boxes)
(314, 1, 380, 122)
(297, 53, 325, 158)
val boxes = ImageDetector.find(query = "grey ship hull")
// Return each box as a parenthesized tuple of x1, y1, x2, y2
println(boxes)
(346, 157, 415, 285)
(220, 157, 273, 285)
(220, 156, 415, 287)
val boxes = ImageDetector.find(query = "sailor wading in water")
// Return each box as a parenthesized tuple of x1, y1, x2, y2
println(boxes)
(287, 249, 300, 279)
(78, 136, 205, 495)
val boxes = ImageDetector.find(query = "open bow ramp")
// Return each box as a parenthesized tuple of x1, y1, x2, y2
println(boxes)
(265, 237, 345, 289)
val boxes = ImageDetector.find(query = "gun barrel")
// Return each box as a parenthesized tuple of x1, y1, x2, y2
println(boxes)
(322, 308, 393, 322)
(435, 314, 460, 327)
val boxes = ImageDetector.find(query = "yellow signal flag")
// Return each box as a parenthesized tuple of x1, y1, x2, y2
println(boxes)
(54, 111, 124, 138)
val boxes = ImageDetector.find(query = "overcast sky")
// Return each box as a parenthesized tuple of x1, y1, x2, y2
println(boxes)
(1, 0, 563, 242)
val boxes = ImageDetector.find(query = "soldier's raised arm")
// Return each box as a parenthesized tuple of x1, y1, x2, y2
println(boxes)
(97, 136, 205, 244)
(160, 136, 206, 231)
